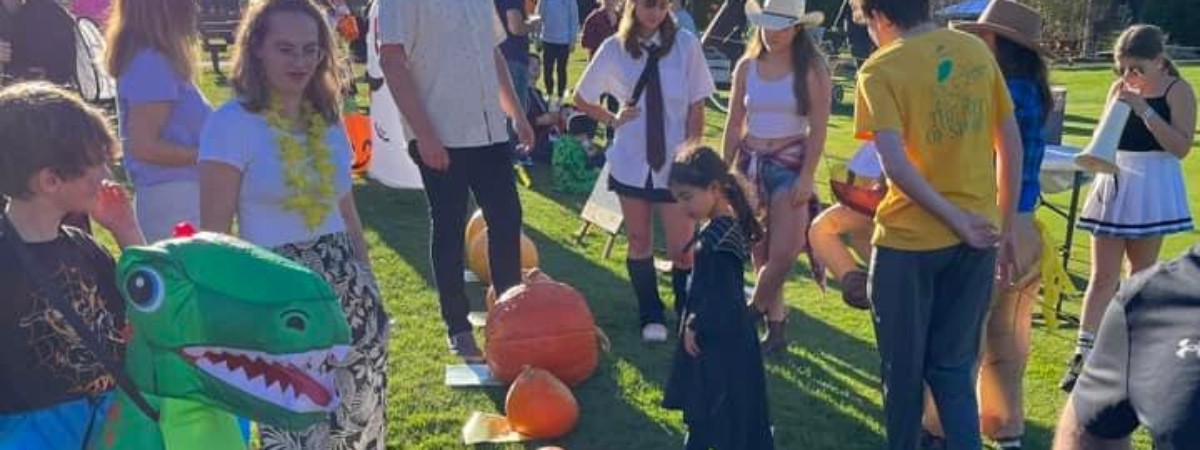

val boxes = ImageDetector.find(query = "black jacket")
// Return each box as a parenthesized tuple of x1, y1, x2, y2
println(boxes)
(663, 216, 774, 449)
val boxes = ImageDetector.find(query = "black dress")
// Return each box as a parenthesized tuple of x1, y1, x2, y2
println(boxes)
(663, 216, 774, 450)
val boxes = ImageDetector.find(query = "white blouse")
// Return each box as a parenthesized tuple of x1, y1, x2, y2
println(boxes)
(575, 31, 715, 190)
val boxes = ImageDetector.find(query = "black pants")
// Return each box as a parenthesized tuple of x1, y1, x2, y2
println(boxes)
(542, 42, 570, 98)
(869, 244, 997, 450)
(410, 141, 524, 336)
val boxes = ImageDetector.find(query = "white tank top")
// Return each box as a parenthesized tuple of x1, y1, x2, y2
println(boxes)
(744, 60, 810, 139)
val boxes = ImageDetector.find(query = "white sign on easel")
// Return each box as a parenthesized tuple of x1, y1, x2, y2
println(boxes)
(365, 2, 423, 189)
(575, 163, 624, 258)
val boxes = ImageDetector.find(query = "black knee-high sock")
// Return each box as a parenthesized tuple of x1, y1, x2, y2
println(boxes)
(627, 257, 664, 326)
(671, 268, 692, 318)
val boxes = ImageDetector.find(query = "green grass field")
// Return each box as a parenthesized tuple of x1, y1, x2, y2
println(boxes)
(129, 58, 1200, 449)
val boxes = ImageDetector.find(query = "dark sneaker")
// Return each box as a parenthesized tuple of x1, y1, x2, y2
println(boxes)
(760, 320, 789, 355)
(1060, 352, 1085, 393)
(919, 429, 946, 450)
(448, 331, 484, 363)
(840, 270, 871, 310)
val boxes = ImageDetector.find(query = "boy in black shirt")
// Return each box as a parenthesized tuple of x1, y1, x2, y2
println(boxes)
(0, 82, 142, 448)
(1054, 244, 1200, 450)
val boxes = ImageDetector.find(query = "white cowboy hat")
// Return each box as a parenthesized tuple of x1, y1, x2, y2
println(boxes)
(745, 0, 825, 30)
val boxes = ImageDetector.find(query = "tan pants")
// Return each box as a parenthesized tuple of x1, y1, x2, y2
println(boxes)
(923, 213, 1042, 440)
(810, 204, 874, 279)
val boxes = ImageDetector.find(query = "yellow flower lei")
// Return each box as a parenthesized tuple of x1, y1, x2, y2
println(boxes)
(265, 97, 336, 231)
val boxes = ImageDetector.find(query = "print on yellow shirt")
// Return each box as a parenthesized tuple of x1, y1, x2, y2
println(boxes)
(853, 29, 1014, 251)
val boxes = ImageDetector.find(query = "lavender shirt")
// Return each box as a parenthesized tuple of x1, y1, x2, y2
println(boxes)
(117, 49, 212, 187)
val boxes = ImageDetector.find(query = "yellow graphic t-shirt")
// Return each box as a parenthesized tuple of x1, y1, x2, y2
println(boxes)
(854, 29, 1014, 251)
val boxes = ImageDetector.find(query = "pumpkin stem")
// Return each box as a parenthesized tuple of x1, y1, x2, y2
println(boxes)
(595, 326, 612, 353)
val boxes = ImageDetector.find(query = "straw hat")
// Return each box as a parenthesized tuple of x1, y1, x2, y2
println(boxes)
(745, 0, 825, 31)
(953, 0, 1051, 57)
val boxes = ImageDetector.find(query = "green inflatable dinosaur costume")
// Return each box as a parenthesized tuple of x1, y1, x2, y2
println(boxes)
(91, 232, 351, 450)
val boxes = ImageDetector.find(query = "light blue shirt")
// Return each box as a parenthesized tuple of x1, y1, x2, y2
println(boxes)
(673, 10, 697, 34)
(199, 101, 353, 248)
(117, 49, 212, 187)
(537, 0, 579, 45)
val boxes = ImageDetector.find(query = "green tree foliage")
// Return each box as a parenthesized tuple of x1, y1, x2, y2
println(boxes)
(1139, 0, 1200, 47)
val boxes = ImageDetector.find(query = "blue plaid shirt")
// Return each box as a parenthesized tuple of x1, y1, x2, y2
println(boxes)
(1007, 78, 1047, 213)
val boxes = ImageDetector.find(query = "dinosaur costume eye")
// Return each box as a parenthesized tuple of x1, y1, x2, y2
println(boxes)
(125, 267, 165, 312)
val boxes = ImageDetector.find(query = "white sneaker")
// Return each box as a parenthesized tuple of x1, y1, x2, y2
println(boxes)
(642, 323, 668, 343)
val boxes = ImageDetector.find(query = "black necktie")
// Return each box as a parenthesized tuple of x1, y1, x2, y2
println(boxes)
(643, 44, 666, 171)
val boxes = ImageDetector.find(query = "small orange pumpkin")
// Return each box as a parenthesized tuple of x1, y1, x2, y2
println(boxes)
(468, 231, 539, 285)
(486, 281, 598, 386)
(486, 268, 554, 312)
(464, 210, 487, 250)
(505, 367, 579, 439)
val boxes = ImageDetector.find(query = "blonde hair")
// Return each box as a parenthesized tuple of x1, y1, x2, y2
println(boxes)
(105, 0, 198, 80)
(616, 0, 678, 58)
(229, 0, 343, 123)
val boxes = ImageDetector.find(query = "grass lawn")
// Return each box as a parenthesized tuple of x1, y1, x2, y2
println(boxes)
(117, 56, 1200, 449)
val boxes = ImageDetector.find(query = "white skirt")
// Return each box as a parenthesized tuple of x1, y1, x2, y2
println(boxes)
(1078, 150, 1193, 238)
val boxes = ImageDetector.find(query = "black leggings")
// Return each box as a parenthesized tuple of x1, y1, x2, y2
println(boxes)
(542, 42, 570, 98)
(409, 141, 524, 336)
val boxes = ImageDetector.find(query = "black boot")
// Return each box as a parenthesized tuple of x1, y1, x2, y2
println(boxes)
(626, 257, 665, 327)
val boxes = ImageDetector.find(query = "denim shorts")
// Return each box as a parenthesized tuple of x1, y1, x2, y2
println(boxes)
(759, 160, 800, 198)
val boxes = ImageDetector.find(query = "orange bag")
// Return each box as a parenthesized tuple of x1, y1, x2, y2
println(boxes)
(343, 113, 372, 175)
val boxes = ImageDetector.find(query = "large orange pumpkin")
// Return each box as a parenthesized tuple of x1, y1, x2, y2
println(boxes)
(468, 231, 539, 285)
(486, 268, 554, 312)
(486, 281, 598, 386)
(464, 210, 487, 250)
(505, 367, 579, 439)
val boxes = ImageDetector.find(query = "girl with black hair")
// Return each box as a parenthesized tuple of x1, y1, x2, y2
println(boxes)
(662, 145, 773, 450)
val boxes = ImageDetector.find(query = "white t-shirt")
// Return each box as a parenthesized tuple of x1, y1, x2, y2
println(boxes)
(199, 101, 353, 248)
(376, 0, 510, 149)
(575, 31, 716, 190)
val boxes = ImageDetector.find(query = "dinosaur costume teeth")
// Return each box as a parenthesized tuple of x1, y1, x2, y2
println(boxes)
(180, 346, 347, 413)
(95, 232, 353, 449)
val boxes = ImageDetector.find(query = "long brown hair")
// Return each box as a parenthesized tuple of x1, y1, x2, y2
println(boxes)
(616, 0, 678, 59)
(743, 25, 825, 116)
(104, 0, 198, 79)
(1115, 24, 1180, 77)
(229, 0, 342, 123)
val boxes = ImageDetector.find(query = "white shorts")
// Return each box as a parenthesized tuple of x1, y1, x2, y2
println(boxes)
(134, 180, 200, 243)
